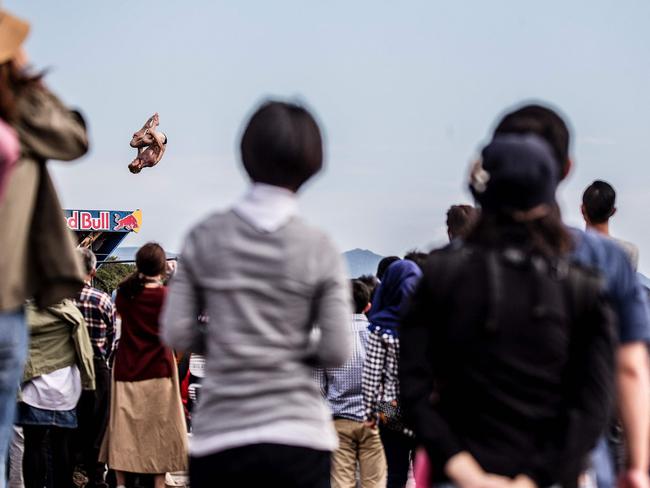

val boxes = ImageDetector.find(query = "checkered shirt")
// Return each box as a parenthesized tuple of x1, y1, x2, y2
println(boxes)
(74, 283, 116, 362)
(314, 314, 369, 422)
(361, 326, 400, 422)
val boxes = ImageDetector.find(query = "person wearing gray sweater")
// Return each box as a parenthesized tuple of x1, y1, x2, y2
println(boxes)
(162, 100, 352, 488)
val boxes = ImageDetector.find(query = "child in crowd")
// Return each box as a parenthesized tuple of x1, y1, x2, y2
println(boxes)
(315, 280, 387, 488)
(162, 100, 352, 488)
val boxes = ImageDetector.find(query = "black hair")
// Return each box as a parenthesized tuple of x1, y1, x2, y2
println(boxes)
(582, 180, 616, 225)
(240, 100, 323, 192)
(446, 205, 479, 240)
(376, 256, 400, 281)
(493, 104, 570, 170)
(118, 242, 167, 299)
(404, 250, 428, 271)
(351, 279, 371, 314)
(356, 274, 379, 298)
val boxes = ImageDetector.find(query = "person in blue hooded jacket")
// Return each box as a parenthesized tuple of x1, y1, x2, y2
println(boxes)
(361, 258, 422, 488)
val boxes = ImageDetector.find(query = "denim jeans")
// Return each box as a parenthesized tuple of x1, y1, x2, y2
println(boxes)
(0, 310, 28, 488)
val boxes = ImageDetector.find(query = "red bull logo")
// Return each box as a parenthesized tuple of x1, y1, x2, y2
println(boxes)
(64, 209, 142, 233)
(114, 209, 142, 233)
(66, 211, 111, 231)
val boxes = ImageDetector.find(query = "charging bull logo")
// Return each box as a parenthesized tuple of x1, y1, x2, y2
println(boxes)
(114, 209, 142, 233)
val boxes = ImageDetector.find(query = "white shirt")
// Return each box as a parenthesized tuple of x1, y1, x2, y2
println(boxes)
(22, 366, 82, 411)
(232, 183, 298, 233)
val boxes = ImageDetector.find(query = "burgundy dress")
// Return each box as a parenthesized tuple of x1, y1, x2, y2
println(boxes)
(100, 286, 188, 474)
(114, 287, 174, 381)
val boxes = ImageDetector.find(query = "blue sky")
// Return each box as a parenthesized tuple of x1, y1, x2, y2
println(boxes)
(8, 1, 650, 271)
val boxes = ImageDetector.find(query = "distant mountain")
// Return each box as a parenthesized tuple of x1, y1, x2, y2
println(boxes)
(343, 248, 384, 278)
(112, 246, 382, 276)
(110, 246, 177, 262)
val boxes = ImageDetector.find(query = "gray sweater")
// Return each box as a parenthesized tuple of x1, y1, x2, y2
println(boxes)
(161, 210, 352, 456)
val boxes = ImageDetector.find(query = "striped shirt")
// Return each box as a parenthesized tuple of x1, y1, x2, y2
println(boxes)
(74, 283, 116, 362)
(314, 314, 370, 422)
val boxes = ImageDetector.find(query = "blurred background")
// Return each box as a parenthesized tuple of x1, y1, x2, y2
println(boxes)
(8, 0, 650, 272)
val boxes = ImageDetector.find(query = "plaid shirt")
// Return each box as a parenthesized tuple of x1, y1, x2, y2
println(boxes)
(74, 283, 116, 362)
(314, 314, 369, 422)
(361, 326, 400, 422)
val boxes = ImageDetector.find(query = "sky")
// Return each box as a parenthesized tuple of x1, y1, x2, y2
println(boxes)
(7, 1, 650, 271)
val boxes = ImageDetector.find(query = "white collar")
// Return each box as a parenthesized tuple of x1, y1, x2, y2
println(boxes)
(233, 183, 298, 233)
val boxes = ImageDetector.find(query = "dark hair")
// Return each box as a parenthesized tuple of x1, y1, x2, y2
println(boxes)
(77, 248, 97, 276)
(404, 250, 428, 271)
(118, 242, 167, 299)
(446, 205, 479, 240)
(0, 61, 43, 122)
(376, 256, 400, 281)
(493, 104, 570, 170)
(356, 274, 379, 298)
(240, 101, 323, 192)
(351, 279, 371, 314)
(582, 180, 616, 224)
(466, 207, 572, 258)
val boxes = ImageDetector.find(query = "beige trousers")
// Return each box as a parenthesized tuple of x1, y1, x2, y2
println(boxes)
(331, 418, 387, 488)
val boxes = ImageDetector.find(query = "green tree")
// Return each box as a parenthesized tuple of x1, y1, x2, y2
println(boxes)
(94, 257, 135, 294)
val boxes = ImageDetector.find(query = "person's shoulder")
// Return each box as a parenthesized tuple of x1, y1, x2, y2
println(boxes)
(424, 241, 477, 272)
(85, 287, 114, 309)
(178, 211, 236, 256)
(571, 227, 631, 265)
(187, 210, 235, 236)
(286, 216, 341, 255)
(286, 215, 328, 237)
(86, 285, 112, 301)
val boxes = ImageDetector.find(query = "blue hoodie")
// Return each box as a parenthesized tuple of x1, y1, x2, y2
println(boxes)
(368, 259, 422, 336)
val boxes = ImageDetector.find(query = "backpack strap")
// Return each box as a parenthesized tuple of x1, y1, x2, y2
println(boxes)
(562, 261, 604, 326)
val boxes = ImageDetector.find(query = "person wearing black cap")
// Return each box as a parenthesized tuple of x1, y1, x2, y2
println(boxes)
(399, 133, 616, 488)
(494, 105, 650, 488)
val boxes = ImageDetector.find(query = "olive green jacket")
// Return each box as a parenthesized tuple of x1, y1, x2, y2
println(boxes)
(0, 87, 88, 311)
(23, 299, 95, 390)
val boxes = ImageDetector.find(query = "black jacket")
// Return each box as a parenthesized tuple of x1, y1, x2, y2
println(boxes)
(399, 244, 616, 487)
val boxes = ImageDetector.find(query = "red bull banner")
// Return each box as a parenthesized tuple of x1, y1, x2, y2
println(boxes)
(64, 209, 142, 233)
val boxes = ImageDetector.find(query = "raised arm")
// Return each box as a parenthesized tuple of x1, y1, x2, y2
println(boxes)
(16, 87, 88, 162)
